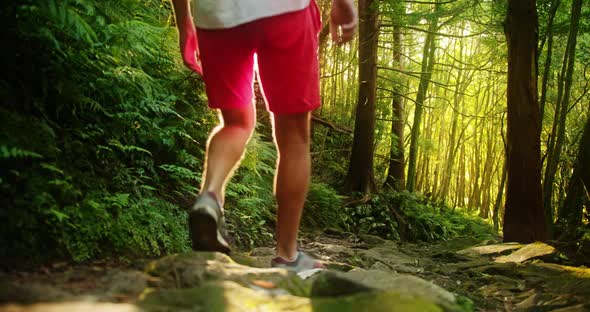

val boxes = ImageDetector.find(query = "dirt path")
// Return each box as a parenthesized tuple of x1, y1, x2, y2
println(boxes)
(1, 232, 588, 311)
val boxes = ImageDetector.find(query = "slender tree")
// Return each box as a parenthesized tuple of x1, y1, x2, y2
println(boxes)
(493, 114, 508, 232)
(406, 2, 439, 192)
(384, 4, 405, 191)
(345, 0, 379, 193)
(557, 112, 590, 238)
(438, 35, 467, 201)
(542, 0, 583, 236)
(539, 0, 561, 120)
(502, 0, 548, 243)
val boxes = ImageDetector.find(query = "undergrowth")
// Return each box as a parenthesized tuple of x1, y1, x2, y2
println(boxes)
(2, 0, 208, 263)
(338, 191, 496, 243)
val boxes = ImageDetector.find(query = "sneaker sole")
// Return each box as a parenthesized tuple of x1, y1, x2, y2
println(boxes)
(189, 209, 231, 254)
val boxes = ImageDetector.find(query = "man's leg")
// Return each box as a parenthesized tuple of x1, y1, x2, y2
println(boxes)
(189, 105, 255, 252)
(272, 112, 311, 260)
(201, 105, 256, 202)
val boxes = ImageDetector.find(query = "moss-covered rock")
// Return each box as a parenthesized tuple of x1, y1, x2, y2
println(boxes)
(145, 252, 309, 296)
(456, 243, 524, 258)
(0, 302, 139, 312)
(430, 237, 484, 252)
(519, 263, 590, 297)
(358, 241, 420, 273)
(309, 270, 465, 312)
(494, 242, 556, 263)
(140, 280, 445, 312)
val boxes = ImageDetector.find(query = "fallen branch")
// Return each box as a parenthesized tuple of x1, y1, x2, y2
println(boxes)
(311, 116, 353, 135)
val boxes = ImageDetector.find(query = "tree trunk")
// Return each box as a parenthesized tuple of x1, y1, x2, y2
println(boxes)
(406, 2, 439, 192)
(344, 0, 379, 194)
(456, 143, 466, 208)
(469, 120, 482, 212)
(542, 0, 582, 237)
(384, 13, 405, 191)
(479, 130, 496, 219)
(557, 112, 590, 238)
(539, 0, 561, 120)
(503, 0, 548, 243)
(493, 157, 508, 232)
(437, 31, 472, 202)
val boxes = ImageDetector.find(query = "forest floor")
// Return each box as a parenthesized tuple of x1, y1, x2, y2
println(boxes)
(1, 231, 589, 311)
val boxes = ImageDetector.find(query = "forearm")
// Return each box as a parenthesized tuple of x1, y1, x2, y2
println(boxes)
(171, 0, 193, 30)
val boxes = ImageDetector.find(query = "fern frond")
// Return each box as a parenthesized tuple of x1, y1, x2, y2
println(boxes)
(108, 139, 152, 156)
(0, 145, 43, 159)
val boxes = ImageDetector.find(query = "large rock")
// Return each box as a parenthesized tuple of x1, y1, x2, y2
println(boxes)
(358, 234, 388, 246)
(457, 243, 524, 257)
(359, 241, 421, 273)
(0, 302, 138, 312)
(469, 261, 590, 306)
(438, 258, 492, 274)
(310, 270, 463, 312)
(519, 263, 590, 297)
(494, 242, 556, 263)
(96, 269, 150, 302)
(0, 282, 73, 304)
(431, 237, 484, 252)
(230, 252, 271, 268)
(140, 280, 444, 312)
(548, 304, 588, 312)
(145, 252, 309, 296)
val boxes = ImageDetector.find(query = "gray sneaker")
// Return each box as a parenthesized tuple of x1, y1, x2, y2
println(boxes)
(270, 251, 326, 272)
(189, 192, 231, 253)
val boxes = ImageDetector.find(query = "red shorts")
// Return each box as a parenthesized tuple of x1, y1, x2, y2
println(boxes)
(196, 2, 322, 114)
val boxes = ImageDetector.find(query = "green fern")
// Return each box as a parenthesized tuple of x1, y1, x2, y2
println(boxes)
(108, 139, 152, 156)
(0, 145, 43, 159)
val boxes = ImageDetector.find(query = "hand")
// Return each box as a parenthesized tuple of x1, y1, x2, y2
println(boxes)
(330, 0, 357, 44)
(178, 22, 203, 75)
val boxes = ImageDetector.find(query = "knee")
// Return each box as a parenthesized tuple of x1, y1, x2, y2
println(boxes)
(275, 132, 309, 153)
(273, 113, 311, 153)
(220, 108, 256, 136)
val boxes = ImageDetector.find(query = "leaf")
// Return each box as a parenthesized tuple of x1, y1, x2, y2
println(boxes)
(48, 208, 69, 222)
(41, 163, 64, 175)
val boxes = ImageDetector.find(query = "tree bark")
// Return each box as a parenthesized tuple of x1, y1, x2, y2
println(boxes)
(503, 0, 548, 243)
(344, 0, 379, 194)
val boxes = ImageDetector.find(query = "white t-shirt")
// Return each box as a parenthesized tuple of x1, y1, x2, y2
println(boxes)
(192, 0, 311, 29)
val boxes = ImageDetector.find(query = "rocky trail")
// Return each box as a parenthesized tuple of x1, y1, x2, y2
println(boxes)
(1, 231, 589, 311)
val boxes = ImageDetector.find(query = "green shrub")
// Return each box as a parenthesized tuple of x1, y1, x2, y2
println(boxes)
(341, 191, 496, 242)
(303, 182, 346, 230)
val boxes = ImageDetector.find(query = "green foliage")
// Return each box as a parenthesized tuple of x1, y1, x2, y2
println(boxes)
(1, 0, 208, 263)
(302, 182, 345, 229)
(341, 191, 496, 242)
(0, 145, 43, 160)
(59, 194, 190, 261)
